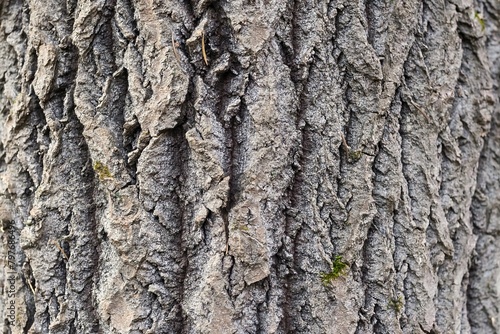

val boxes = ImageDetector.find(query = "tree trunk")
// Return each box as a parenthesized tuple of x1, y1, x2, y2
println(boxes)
(0, 0, 499, 333)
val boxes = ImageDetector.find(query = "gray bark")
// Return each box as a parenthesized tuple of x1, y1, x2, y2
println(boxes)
(0, 0, 499, 333)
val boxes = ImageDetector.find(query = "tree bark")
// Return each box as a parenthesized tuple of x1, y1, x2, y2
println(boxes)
(0, 0, 499, 333)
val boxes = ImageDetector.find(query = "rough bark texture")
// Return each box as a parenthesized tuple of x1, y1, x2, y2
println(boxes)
(0, 0, 499, 333)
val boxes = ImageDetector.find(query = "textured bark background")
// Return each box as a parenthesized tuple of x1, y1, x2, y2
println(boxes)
(0, 0, 499, 333)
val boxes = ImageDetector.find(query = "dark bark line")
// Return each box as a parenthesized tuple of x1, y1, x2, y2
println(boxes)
(0, 0, 498, 334)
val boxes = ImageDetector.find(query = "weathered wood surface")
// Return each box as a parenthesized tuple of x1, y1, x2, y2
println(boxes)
(0, 0, 499, 333)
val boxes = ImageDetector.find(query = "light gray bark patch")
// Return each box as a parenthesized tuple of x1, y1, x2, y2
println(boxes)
(229, 200, 270, 286)
(336, 6, 383, 81)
